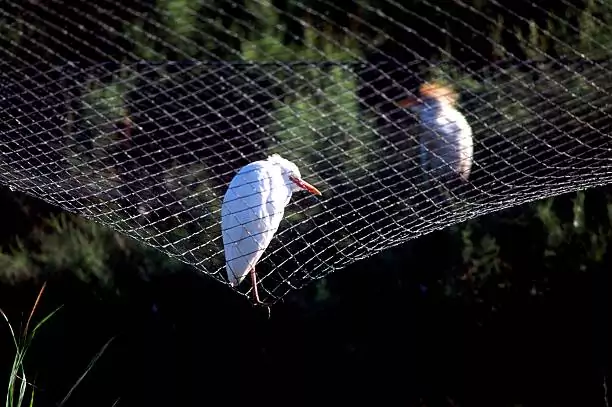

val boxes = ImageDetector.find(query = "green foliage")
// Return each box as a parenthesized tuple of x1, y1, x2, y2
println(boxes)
(461, 222, 508, 291)
(0, 210, 188, 289)
(0, 242, 34, 284)
(241, 0, 360, 62)
(157, 0, 201, 43)
(1, 283, 61, 407)
(576, 0, 612, 57)
(267, 65, 378, 179)
(241, 0, 293, 62)
(1, 283, 116, 407)
(536, 191, 611, 264)
(0, 16, 22, 46)
(34, 216, 113, 284)
(124, 21, 159, 60)
(0, 214, 113, 285)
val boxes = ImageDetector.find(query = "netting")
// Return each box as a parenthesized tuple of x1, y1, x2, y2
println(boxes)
(1, 0, 612, 304)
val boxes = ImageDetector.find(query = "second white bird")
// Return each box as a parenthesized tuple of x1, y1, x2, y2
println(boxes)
(398, 82, 474, 184)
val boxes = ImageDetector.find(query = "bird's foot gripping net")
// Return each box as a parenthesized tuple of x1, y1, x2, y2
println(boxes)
(2, 0, 612, 304)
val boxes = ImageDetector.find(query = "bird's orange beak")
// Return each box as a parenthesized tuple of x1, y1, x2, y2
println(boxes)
(289, 175, 322, 196)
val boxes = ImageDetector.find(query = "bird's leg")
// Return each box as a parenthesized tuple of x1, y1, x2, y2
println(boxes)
(250, 267, 272, 319)
(250, 268, 271, 306)
(250, 266, 262, 304)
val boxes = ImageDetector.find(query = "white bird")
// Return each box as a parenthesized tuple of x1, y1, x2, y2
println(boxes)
(398, 82, 473, 199)
(221, 154, 322, 304)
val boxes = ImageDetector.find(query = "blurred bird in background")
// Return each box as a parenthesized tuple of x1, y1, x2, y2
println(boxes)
(397, 82, 473, 204)
(221, 154, 322, 305)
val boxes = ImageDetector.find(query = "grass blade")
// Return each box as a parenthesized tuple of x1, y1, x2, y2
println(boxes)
(31, 306, 63, 337)
(23, 282, 47, 340)
(1, 308, 20, 407)
(57, 335, 117, 407)
(2, 282, 57, 407)
(28, 387, 34, 407)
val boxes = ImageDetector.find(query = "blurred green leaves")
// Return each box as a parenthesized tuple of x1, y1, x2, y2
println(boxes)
(0, 210, 187, 289)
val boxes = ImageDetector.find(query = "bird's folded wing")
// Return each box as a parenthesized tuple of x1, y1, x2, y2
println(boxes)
(432, 110, 473, 177)
(221, 163, 285, 286)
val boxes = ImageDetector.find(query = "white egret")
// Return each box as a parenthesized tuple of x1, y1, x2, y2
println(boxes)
(221, 154, 322, 305)
(398, 82, 473, 193)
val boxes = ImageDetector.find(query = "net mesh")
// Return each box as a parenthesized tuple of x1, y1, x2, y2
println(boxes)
(1, 0, 612, 304)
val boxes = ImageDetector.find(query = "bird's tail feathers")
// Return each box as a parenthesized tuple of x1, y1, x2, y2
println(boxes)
(457, 156, 473, 182)
(226, 265, 249, 287)
(459, 170, 470, 182)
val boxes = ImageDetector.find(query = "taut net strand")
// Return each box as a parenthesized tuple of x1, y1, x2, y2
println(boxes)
(1, 0, 612, 304)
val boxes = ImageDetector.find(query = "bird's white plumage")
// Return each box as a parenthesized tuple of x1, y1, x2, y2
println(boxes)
(221, 154, 302, 287)
(413, 98, 473, 182)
